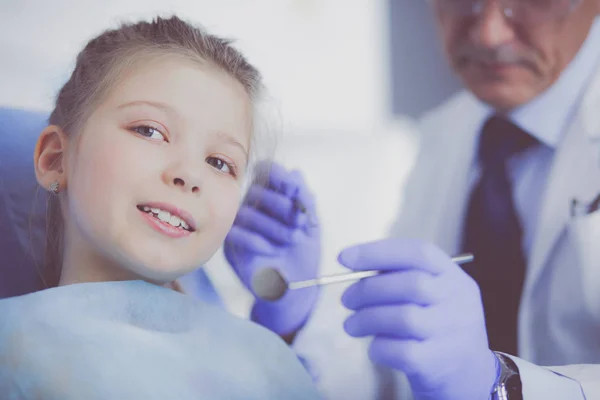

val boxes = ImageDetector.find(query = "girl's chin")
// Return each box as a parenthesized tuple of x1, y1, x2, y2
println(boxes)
(120, 263, 196, 285)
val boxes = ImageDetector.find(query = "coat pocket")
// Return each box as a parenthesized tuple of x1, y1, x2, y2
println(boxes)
(570, 209, 600, 321)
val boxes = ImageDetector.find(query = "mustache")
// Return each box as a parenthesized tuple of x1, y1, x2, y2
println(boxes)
(453, 43, 539, 70)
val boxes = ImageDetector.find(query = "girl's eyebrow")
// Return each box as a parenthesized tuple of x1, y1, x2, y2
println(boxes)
(117, 100, 174, 114)
(213, 131, 249, 163)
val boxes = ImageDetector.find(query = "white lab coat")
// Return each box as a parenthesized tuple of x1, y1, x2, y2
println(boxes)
(386, 67, 600, 398)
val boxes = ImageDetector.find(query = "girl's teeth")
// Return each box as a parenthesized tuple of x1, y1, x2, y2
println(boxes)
(157, 210, 171, 222)
(169, 214, 183, 227)
(141, 206, 190, 230)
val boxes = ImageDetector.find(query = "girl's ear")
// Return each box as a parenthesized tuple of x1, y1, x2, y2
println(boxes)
(34, 125, 69, 192)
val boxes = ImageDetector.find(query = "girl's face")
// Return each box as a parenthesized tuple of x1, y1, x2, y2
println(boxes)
(62, 57, 252, 283)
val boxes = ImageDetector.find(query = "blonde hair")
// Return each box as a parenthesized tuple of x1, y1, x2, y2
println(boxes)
(42, 15, 264, 288)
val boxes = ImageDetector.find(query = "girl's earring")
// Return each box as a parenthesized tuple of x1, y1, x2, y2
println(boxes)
(49, 181, 60, 194)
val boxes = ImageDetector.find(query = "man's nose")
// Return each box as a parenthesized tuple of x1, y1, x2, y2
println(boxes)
(469, 1, 516, 47)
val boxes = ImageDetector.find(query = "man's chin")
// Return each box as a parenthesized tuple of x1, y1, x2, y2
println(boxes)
(467, 81, 537, 111)
(458, 68, 541, 110)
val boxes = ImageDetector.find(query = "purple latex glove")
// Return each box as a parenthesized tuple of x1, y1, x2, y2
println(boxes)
(224, 162, 321, 336)
(339, 238, 500, 400)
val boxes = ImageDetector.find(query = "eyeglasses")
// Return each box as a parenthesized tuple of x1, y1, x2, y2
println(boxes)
(430, 0, 582, 25)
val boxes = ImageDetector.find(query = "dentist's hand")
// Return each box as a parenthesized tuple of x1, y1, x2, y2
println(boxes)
(339, 239, 499, 400)
(224, 162, 321, 337)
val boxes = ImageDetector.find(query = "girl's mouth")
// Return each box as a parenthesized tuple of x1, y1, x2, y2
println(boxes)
(136, 205, 195, 233)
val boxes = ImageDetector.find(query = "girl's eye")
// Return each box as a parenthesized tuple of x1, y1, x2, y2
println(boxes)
(206, 157, 236, 176)
(131, 125, 166, 141)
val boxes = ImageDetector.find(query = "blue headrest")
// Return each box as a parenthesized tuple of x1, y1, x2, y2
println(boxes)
(0, 107, 49, 298)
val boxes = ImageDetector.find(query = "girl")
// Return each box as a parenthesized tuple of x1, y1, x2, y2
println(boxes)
(0, 15, 321, 400)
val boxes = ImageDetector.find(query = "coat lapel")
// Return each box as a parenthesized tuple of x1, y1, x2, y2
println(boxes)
(400, 91, 488, 254)
(432, 106, 483, 255)
(524, 68, 600, 293)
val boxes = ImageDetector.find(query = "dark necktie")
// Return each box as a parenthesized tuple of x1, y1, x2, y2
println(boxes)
(461, 115, 539, 355)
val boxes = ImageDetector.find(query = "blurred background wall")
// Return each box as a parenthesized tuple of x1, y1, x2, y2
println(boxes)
(0, 0, 461, 317)
(388, 0, 461, 118)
